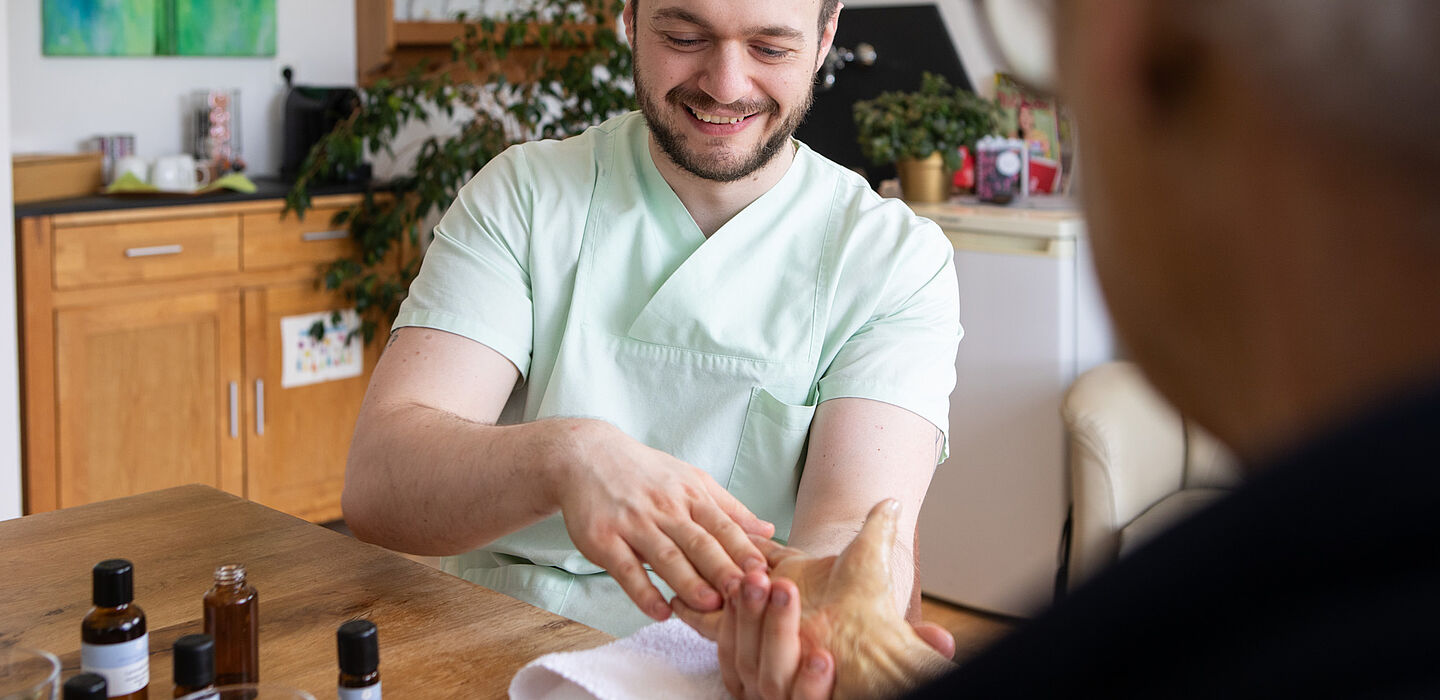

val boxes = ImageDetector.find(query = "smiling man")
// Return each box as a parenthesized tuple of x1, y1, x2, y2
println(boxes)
(341, 0, 962, 637)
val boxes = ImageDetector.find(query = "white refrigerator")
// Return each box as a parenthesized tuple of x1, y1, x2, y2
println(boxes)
(910, 201, 1114, 618)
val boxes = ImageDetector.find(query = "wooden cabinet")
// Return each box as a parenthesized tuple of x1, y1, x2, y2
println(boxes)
(242, 281, 382, 522)
(18, 195, 394, 522)
(54, 291, 244, 507)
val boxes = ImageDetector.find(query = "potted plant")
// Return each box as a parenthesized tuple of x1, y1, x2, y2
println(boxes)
(285, 0, 633, 343)
(853, 72, 998, 203)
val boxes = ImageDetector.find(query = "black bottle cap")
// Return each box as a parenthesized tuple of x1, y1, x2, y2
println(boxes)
(173, 634, 216, 688)
(337, 619, 379, 675)
(92, 559, 134, 607)
(63, 673, 108, 700)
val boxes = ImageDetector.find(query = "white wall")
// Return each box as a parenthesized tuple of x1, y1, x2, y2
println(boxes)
(0, 1, 19, 520)
(843, 0, 1004, 98)
(7, 0, 357, 176)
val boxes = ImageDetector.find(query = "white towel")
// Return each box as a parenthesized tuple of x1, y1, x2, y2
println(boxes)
(510, 619, 729, 700)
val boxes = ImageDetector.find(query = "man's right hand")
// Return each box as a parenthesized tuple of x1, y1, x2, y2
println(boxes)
(551, 419, 776, 621)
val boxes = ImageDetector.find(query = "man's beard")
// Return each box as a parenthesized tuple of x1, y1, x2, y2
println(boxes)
(635, 58, 813, 183)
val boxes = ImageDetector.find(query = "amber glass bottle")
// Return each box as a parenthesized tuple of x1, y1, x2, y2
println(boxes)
(171, 634, 216, 698)
(62, 673, 108, 700)
(202, 564, 258, 686)
(336, 620, 381, 699)
(81, 559, 149, 700)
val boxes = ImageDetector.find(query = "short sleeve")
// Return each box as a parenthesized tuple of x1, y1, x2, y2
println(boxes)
(817, 223, 962, 462)
(393, 147, 536, 378)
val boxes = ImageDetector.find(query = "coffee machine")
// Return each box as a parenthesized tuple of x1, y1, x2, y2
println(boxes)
(280, 67, 369, 182)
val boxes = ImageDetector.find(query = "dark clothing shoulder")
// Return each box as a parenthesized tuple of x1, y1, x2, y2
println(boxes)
(912, 383, 1440, 698)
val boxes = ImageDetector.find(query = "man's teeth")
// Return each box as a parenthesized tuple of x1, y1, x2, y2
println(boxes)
(691, 108, 747, 125)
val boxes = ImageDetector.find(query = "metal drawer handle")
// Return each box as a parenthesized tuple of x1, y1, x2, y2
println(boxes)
(302, 230, 350, 242)
(255, 379, 265, 436)
(229, 382, 239, 439)
(125, 244, 184, 258)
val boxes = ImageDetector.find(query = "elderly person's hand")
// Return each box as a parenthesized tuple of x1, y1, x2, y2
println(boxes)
(675, 499, 956, 699)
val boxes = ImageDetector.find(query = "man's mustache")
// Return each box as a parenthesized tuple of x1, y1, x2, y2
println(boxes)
(665, 86, 779, 117)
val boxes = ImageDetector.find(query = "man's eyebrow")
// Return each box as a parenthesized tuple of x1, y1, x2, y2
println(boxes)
(650, 7, 806, 42)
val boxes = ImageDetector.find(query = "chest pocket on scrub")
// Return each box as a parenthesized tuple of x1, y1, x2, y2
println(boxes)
(727, 387, 816, 544)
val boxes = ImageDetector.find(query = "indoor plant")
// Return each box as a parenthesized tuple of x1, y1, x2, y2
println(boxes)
(853, 72, 998, 203)
(285, 0, 633, 343)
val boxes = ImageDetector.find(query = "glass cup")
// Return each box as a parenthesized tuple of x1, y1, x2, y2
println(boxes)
(0, 647, 60, 700)
(177, 684, 317, 700)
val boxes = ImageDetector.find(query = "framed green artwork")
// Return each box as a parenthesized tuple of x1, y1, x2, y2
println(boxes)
(43, 0, 157, 56)
(43, 0, 276, 57)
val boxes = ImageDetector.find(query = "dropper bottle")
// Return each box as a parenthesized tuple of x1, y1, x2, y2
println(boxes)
(171, 634, 216, 698)
(337, 620, 381, 699)
(202, 564, 259, 686)
(81, 559, 149, 700)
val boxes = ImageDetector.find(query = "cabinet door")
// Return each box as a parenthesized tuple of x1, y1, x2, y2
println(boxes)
(243, 282, 380, 522)
(54, 291, 244, 508)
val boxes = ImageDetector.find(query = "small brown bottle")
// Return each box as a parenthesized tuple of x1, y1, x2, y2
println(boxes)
(81, 559, 149, 700)
(171, 634, 216, 698)
(336, 620, 381, 699)
(202, 564, 258, 686)
(63, 673, 108, 700)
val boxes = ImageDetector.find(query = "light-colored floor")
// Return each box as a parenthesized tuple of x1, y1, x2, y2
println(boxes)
(325, 520, 1017, 661)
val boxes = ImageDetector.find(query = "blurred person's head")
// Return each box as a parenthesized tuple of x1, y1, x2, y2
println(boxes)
(1057, 0, 1440, 462)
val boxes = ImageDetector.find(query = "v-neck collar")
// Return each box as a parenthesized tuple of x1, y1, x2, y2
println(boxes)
(635, 120, 810, 246)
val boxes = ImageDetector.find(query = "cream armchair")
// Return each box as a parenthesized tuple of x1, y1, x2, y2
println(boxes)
(1062, 361, 1242, 588)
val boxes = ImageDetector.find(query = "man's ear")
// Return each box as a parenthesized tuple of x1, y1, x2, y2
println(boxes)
(623, 0, 638, 49)
(814, 2, 843, 73)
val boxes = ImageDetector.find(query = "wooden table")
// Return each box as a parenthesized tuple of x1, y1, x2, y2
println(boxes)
(0, 485, 612, 696)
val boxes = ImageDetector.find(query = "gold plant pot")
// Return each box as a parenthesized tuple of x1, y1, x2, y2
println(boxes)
(895, 153, 949, 203)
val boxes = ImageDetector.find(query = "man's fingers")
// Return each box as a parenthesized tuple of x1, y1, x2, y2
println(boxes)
(671, 596, 724, 641)
(837, 498, 901, 579)
(594, 539, 671, 621)
(719, 586, 744, 699)
(750, 534, 805, 569)
(756, 578, 803, 700)
(734, 570, 771, 684)
(791, 649, 836, 700)
(630, 525, 722, 612)
(689, 501, 767, 580)
(913, 621, 957, 660)
(704, 476, 776, 538)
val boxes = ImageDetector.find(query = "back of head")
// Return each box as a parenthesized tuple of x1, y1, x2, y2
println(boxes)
(1059, 0, 1440, 461)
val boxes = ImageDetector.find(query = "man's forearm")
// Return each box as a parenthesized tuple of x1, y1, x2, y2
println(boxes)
(342, 400, 593, 555)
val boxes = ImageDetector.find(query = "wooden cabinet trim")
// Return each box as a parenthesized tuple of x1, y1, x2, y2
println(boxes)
(18, 217, 58, 513)
(50, 194, 367, 228)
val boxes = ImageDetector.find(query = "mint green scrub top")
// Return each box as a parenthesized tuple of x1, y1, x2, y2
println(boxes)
(393, 111, 962, 636)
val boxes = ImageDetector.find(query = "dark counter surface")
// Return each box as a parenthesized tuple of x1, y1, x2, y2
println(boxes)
(13, 177, 381, 218)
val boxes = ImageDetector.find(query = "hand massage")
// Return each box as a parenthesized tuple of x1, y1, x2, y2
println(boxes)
(6, 0, 1435, 697)
(346, 0, 1440, 696)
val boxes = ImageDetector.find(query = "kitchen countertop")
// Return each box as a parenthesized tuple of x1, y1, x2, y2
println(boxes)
(13, 176, 382, 218)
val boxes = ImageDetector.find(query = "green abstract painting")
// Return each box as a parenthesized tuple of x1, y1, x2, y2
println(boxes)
(43, 0, 157, 56)
(169, 0, 277, 56)
(43, 0, 276, 57)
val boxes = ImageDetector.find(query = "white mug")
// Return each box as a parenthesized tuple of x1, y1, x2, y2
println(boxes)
(151, 154, 211, 192)
(112, 155, 149, 184)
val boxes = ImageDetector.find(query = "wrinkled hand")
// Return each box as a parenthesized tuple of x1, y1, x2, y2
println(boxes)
(555, 420, 775, 621)
(675, 500, 956, 699)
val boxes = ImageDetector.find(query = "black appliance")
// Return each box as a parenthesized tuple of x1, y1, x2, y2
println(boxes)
(280, 67, 368, 182)
(794, 4, 973, 188)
